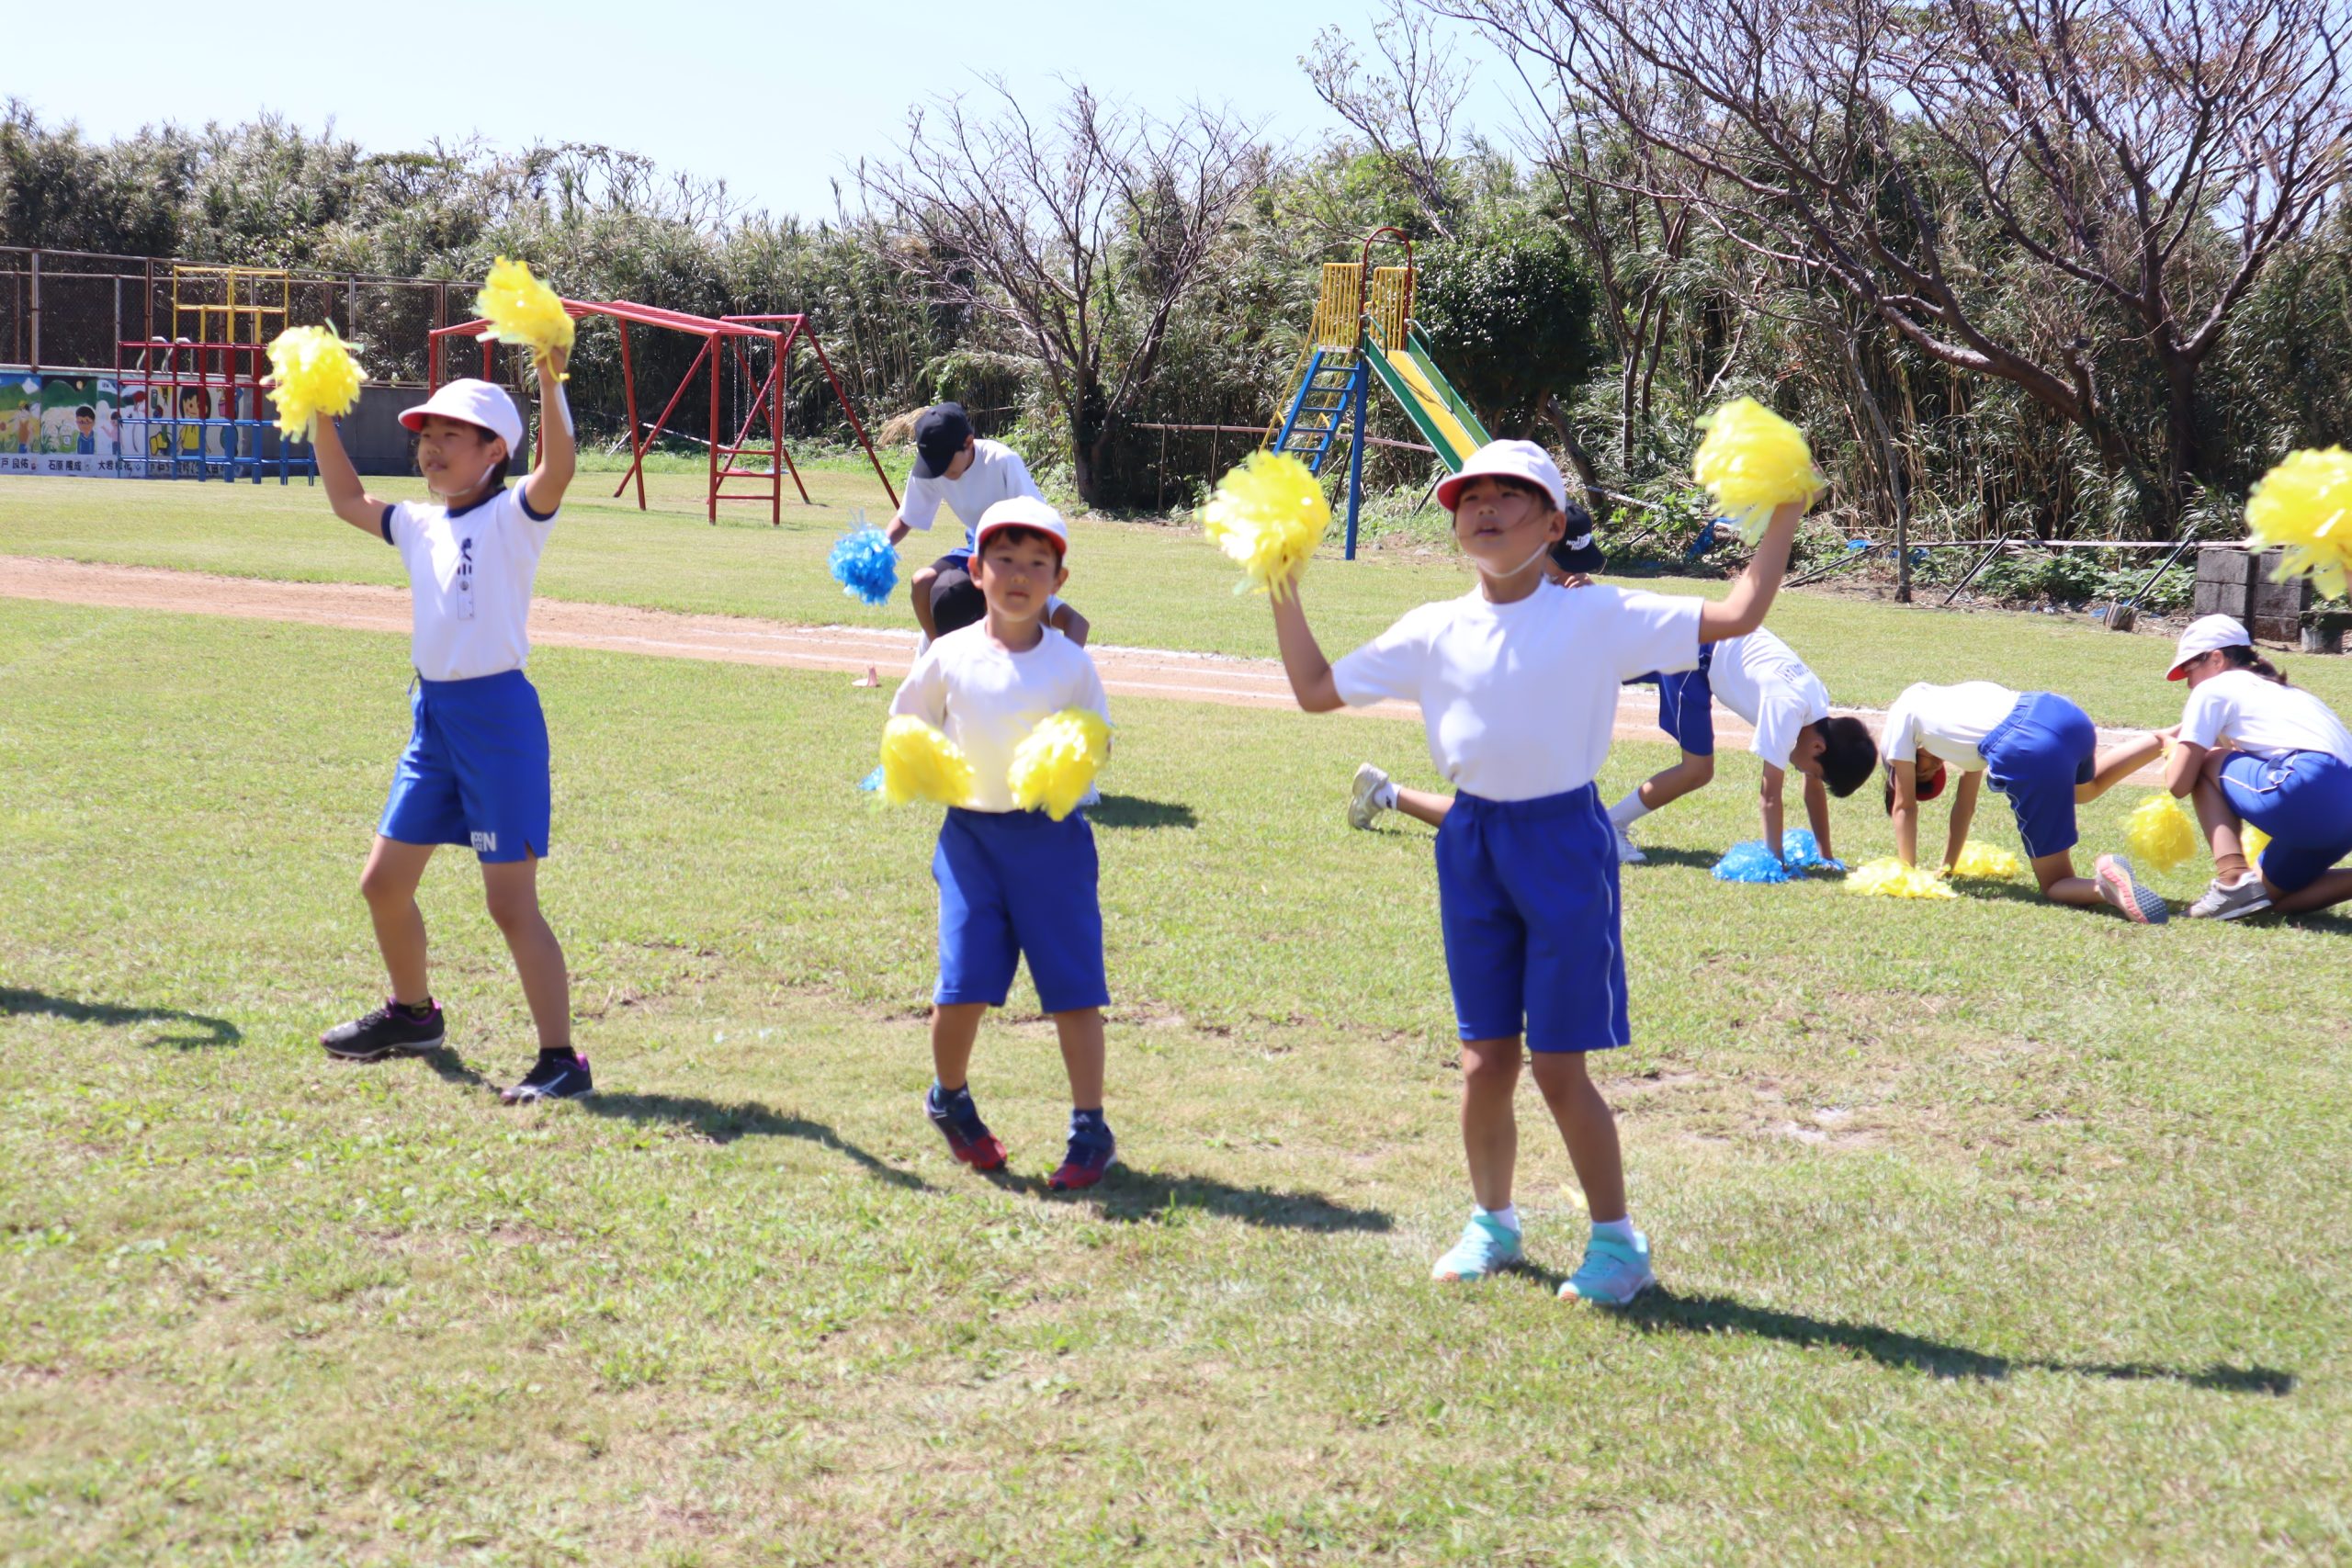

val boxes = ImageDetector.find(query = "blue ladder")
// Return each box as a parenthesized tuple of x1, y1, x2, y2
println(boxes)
(1272, 349, 1363, 474)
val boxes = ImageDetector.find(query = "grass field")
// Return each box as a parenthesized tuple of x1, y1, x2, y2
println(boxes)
(7, 469, 2350, 726)
(4, 471, 2352, 1562)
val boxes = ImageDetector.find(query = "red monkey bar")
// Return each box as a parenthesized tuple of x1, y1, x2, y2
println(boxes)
(427, 299, 897, 525)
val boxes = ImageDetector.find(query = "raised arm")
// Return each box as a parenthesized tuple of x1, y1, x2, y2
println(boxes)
(1698, 499, 1805, 645)
(1271, 589, 1344, 713)
(521, 347, 575, 517)
(312, 412, 392, 536)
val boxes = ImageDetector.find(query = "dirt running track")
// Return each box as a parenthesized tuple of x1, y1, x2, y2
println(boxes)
(0, 553, 2165, 781)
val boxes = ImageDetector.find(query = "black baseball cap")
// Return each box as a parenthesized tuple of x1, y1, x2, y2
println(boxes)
(912, 403, 974, 480)
(1548, 502, 1606, 575)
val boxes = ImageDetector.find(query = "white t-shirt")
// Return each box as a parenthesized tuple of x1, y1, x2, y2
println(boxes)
(898, 439, 1042, 560)
(1706, 627, 1832, 768)
(1879, 681, 2020, 772)
(1332, 581, 1702, 801)
(889, 624, 1112, 813)
(381, 486, 555, 682)
(2179, 669, 2352, 764)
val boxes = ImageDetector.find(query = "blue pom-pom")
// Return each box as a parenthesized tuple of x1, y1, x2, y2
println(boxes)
(829, 526, 899, 606)
(1779, 829, 1846, 874)
(856, 765, 884, 793)
(1712, 840, 1793, 883)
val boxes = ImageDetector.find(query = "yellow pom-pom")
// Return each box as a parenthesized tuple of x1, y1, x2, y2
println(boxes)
(2123, 792, 2198, 873)
(1848, 857, 1958, 899)
(1201, 452, 1331, 601)
(1949, 841, 2021, 881)
(1008, 707, 1111, 821)
(878, 716, 976, 808)
(474, 256, 575, 368)
(264, 324, 365, 440)
(2244, 824, 2270, 867)
(2245, 447, 2352, 600)
(1691, 397, 1823, 543)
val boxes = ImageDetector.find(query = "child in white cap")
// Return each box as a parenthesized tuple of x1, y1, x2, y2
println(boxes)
(889, 496, 1118, 1190)
(1267, 438, 1810, 1305)
(2162, 615, 2352, 919)
(309, 352, 591, 1104)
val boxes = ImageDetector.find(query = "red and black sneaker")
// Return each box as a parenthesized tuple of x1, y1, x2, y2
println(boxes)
(1048, 1116, 1116, 1191)
(924, 1084, 1008, 1171)
(321, 999, 446, 1062)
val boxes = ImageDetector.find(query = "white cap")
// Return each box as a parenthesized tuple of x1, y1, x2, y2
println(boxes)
(972, 495, 1069, 558)
(1437, 439, 1567, 513)
(2166, 613, 2252, 680)
(400, 378, 524, 455)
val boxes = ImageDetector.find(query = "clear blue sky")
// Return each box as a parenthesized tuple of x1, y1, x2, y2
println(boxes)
(19, 0, 1525, 222)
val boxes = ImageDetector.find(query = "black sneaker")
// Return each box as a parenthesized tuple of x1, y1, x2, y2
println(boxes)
(500, 1051, 593, 1104)
(321, 999, 447, 1062)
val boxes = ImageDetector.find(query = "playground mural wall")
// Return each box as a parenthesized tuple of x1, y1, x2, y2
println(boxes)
(0, 373, 127, 475)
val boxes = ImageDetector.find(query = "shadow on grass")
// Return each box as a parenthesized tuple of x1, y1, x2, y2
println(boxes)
(0, 987, 241, 1049)
(421, 1055, 930, 1190)
(1509, 1271, 2294, 1395)
(1623, 846, 1729, 872)
(984, 1164, 1391, 1232)
(1089, 795, 1198, 830)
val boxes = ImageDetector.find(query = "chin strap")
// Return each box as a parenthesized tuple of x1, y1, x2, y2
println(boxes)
(1477, 537, 1556, 581)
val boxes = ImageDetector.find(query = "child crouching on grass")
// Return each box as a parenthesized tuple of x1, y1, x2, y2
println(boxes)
(310, 356, 590, 1105)
(1269, 440, 1809, 1305)
(889, 497, 1118, 1190)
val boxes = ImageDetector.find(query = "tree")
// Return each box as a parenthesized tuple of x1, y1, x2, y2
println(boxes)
(858, 82, 1268, 503)
(1431, 0, 2352, 528)
(1304, 0, 1475, 240)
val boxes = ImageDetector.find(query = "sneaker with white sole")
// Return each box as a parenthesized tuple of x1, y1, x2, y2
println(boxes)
(2187, 874, 2271, 920)
(1431, 1213, 1522, 1281)
(2093, 853, 2169, 924)
(1348, 763, 1393, 829)
(1614, 826, 1646, 864)
(1559, 1229, 1656, 1305)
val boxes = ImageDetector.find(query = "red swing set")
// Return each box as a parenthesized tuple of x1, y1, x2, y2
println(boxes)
(427, 299, 898, 524)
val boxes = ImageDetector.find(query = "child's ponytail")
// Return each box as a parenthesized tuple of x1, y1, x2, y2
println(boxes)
(2219, 645, 2291, 685)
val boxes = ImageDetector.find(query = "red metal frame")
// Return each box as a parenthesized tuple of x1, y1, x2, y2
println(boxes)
(427, 299, 898, 525)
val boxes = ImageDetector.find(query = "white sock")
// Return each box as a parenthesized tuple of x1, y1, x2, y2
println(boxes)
(1374, 779, 1398, 809)
(1592, 1216, 1635, 1244)
(1609, 793, 1649, 829)
(1476, 1204, 1521, 1234)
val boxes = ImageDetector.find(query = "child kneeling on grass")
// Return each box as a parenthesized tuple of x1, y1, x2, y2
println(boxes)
(889, 497, 1118, 1190)
(2161, 615, 2352, 919)
(1880, 680, 2167, 921)
(311, 359, 590, 1104)
(1272, 439, 1809, 1304)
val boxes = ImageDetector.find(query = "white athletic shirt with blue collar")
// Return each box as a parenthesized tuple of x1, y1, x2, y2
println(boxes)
(1333, 581, 1702, 801)
(379, 485, 558, 682)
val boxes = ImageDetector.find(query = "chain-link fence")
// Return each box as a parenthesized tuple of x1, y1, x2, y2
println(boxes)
(1, 246, 478, 384)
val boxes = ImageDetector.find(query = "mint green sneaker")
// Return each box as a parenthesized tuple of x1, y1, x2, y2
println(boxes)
(1431, 1213, 1522, 1281)
(1559, 1229, 1656, 1305)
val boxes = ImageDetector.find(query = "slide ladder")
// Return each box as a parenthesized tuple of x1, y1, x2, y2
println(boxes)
(1271, 348, 1363, 473)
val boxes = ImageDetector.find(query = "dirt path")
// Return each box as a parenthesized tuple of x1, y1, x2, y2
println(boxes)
(0, 554, 2165, 781)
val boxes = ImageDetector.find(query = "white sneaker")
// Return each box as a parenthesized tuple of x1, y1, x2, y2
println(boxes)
(1348, 763, 1392, 829)
(1614, 826, 1646, 864)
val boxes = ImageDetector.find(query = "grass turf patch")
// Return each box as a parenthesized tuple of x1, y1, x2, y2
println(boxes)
(7, 471, 2350, 728)
(2, 600, 2348, 1563)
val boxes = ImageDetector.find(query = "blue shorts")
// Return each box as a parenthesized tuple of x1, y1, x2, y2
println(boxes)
(1434, 784, 1628, 1053)
(934, 807, 1108, 1013)
(2221, 750, 2352, 894)
(1980, 693, 2097, 860)
(379, 669, 551, 863)
(1628, 646, 1715, 756)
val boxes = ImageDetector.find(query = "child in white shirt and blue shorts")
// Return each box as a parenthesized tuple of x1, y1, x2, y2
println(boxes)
(2161, 615, 2352, 919)
(1880, 680, 2166, 920)
(1268, 440, 1811, 1304)
(309, 355, 591, 1105)
(889, 497, 1118, 1190)
(886, 402, 1089, 648)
